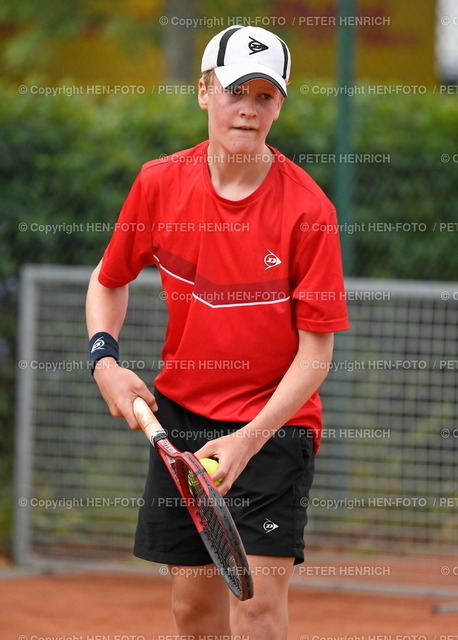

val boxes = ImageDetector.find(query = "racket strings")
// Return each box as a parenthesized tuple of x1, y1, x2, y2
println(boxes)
(187, 470, 241, 590)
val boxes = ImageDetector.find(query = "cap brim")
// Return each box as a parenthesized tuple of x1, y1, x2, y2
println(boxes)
(214, 63, 288, 97)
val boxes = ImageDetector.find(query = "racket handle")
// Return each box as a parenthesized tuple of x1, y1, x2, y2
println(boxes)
(133, 397, 167, 445)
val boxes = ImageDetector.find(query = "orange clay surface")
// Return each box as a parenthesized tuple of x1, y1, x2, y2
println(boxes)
(1, 555, 458, 639)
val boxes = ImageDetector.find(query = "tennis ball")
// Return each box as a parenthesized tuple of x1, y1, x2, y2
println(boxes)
(200, 457, 222, 486)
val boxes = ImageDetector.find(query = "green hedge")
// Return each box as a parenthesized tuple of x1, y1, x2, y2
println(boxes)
(1, 80, 457, 280)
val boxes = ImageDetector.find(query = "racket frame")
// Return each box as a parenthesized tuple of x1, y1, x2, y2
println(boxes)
(133, 397, 254, 601)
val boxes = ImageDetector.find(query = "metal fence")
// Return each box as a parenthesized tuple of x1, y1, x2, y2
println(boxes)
(437, 0, 458, 82)
(13, 265, 458, 564)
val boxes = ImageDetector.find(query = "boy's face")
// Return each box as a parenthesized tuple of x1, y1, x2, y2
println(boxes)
(198, 75, 284, 156)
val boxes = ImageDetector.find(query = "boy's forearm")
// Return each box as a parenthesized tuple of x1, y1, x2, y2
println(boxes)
(240, 331, 334, 446)
(86, 260, 129, 339)
(85, 261, 158, 425)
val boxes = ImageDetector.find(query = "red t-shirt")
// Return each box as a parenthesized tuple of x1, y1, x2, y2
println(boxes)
(99, 141, 349, 451)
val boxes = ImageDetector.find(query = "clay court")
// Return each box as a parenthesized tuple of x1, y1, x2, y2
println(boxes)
(2, 556, 458, 639)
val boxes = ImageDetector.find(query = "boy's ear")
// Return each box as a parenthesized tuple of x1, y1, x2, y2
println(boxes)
(272, 95, 285, 121)
(198, 77, 209, 110)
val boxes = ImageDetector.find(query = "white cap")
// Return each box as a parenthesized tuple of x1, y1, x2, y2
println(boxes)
(201, 26, 291, 97)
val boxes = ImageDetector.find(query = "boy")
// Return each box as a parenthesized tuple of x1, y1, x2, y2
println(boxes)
(86, 25, 349, 639)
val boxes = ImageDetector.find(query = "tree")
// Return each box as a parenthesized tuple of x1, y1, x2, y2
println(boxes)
(0, 0, 202, 82)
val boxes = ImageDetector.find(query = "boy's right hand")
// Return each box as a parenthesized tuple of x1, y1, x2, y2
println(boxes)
(93, 358, 158, 430)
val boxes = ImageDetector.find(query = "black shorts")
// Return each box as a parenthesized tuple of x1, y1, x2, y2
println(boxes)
(134, 390, 315, 566)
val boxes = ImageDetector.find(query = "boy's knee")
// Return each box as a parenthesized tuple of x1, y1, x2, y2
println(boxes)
(233, 599, 277, 633)
(172, 597, 197, 627)
(172, 584, 223, 627)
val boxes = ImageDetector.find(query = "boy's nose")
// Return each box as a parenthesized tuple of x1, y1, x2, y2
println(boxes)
(239, 98, 257, 118)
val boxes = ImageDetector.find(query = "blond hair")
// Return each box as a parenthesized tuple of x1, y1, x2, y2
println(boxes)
(200, 69, 215, 88)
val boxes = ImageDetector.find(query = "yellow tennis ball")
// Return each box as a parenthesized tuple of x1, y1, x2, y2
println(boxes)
(200, 457, 222, 486)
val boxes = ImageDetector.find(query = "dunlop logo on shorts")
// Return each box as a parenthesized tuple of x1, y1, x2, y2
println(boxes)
(263, 518, 279, 533)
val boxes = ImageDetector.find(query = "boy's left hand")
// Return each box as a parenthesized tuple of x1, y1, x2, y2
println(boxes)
(194, 430, 264, 495)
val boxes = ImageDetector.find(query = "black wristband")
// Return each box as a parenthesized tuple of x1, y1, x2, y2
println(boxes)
(88, 332, 119, 376)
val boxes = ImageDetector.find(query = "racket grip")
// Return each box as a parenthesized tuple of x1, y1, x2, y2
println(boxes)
(133, 397, 167, 445)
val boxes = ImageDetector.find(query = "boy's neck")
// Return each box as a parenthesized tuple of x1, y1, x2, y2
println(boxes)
(206, 142, 274, 201)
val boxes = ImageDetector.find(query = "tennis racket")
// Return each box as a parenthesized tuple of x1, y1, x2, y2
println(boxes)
(133, 397, 254, 601)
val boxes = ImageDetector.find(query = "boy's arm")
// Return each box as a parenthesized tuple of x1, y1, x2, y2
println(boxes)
(195, 329, 334, 494)
(86, 260, 157, 429)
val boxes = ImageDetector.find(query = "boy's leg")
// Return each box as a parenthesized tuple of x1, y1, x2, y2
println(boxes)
(169, 563, 230, 634)
(230, 555, 294, 640)
(169, 556, 293, 638)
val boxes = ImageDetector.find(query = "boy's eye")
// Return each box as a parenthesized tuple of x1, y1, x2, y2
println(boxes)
(260, 93, 274, 100)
